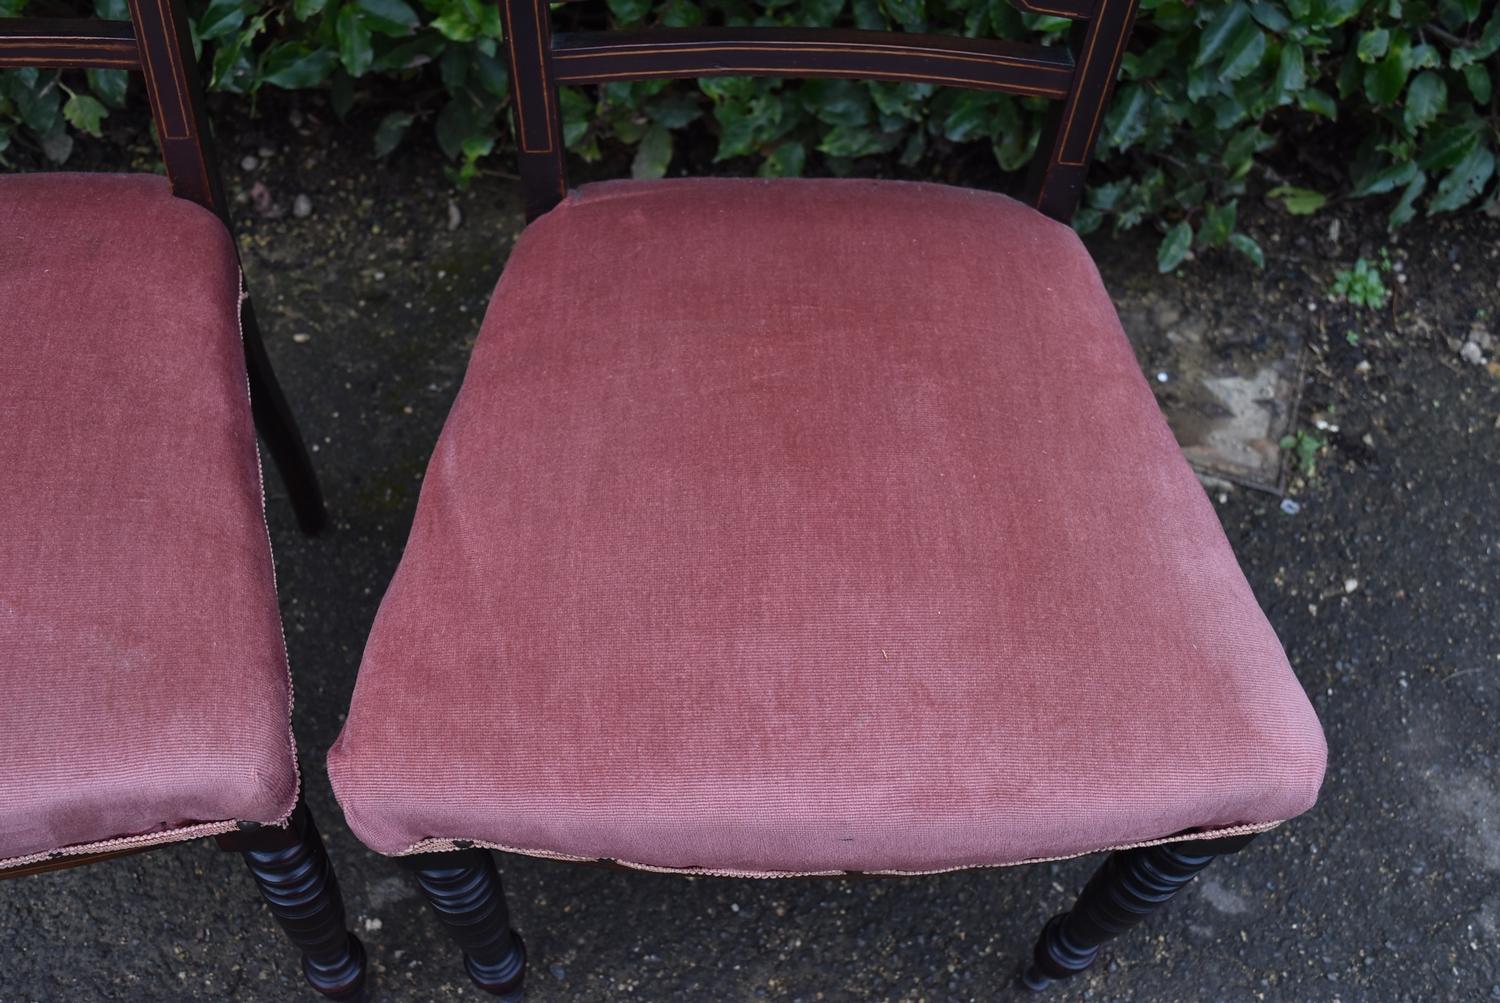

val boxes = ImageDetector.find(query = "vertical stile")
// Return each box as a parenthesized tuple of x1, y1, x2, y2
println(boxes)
(1024, 0, 1140, 221)
(500, 0, 569, 219)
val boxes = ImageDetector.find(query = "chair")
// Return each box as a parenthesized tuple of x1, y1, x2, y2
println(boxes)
(327, 0, 1327, 995)
(0, 4, 364, 999)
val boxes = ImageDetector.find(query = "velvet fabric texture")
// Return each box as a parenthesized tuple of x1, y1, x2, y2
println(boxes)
(329, 178, 1326, 875)
(0, 173, 297, 865)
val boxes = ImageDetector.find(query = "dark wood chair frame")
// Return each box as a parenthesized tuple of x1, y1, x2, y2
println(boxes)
(0, 5, 360, 1000)
(394, 0, 1263, 996)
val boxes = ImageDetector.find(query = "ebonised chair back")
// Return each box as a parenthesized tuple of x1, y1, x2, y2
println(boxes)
(502, 0, 1141, 221)
(0, 0, 223, 218)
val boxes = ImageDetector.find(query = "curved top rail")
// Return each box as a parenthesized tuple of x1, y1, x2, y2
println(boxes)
(0, 17, 139, 70)
(551, 27, 1076, 98)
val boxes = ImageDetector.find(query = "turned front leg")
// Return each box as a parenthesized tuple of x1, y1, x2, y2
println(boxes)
(402, 847, 528, 999)
(1023, 833, 1256, 990)
(218, 799, 368, 1000)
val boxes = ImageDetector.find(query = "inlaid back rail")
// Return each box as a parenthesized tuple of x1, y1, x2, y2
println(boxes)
(0, 0, 223, 216)
(502, 0, 1142, 220)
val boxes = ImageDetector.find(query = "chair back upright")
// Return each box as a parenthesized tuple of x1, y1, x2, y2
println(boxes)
(502, 0, 1143, 220)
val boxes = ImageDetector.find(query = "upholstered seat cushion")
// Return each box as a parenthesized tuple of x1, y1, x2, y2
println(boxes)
(328, 178, 1325, 876)
(0, 174, 297, 867)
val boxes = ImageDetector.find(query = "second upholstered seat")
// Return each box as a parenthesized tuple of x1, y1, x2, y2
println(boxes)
(327, 178, 1325, 877)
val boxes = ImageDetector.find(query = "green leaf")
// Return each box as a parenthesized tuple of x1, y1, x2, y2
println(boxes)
(431, 11, 478, 41)
(646, 92, 702, 128)
(759, 140, 807, 178)
(435, 96, 483, 159)
(818, 124, 894, 158)
(1102, 83, 1149, 150)
(631, 124, 673, 179)
(1157, 221, 1193, 272)
(1402, 71, 1446, 133)
(373, 110, 414, 158)
(1314, 0, 1362, 26)
(1428, 143, 1495, 214)
(941, 91, 995, 142)
(1196, 2, 1252, 67)
(93, 0, 128, 19)
(1364, 32, 1412, 105)
(1357, 28, 1390, 62)
(1351, 160, 1419, 197)
(63, 93, 106, 137)
(1249, 1, 1290, 32)
(880, 0, 925, 29)
(86, 68, 128, 109)
(1419, 118, 1483, 170)
(1463, 64, 1491, 103)
(259, 45, 338, 89)
(1230, 232, 1265, 267)
(292, 0, 327, 17)
(357, 0, 419, 35)
(1073, 207, 1105, 235)
(198, 0, 247, 41)
(1268, 184, 1328, 213)
(660, 0, 703, 25)
(606, 0, 651, 23)
(804, 79, 872, 127)
(1387, 172, 1425, 228)
(1198, 200, 1238, 247)
(1219, 22, 1268, 81)
(1275, 43, 1307, 96)
(13, 72, 62, 133)
(40, 120, 73, 163)
(337, 6, 374, 77)
(1298, 87, 1338, 118)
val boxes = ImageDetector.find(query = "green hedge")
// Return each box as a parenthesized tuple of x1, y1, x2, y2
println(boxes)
(2, 0, 1496, 269)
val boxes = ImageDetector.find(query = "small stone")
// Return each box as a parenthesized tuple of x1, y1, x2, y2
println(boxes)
(549, 964, 567, 981)
(292, 194, 313, 219)
(247, 181, 278, 219)
(1355, 360, 1372, 375)
(1155, 371, 1170, 383)
(1344, 578, 1359, 594)
(258, 144, 275, 158)
(289, 109, 305, 128)
(1280, 498, 1302, 516)
(447, 201, 463, 231)
(1460, 341, 1485, 365)
(239, 154, 259, 172)
(292, 333, 312, 344)
(362, 917, 382, 932)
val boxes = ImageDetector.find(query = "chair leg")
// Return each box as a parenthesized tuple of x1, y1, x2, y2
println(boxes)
(401, 848, 528, 1000)
(218, 799, 368, 1000)
(242, 295, 327, 535)
(1022, 833, 1256, 991)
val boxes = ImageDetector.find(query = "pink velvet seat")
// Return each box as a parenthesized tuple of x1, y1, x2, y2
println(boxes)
(0, 173, 298, 868)
(329, 178, 1325, 876)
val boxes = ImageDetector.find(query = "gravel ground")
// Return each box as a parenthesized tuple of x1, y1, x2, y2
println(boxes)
(2, 99, 1498, 1002)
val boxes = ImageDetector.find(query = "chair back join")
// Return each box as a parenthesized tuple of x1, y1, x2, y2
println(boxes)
(0, 0, 222, 217)
(503, 0, 1142, 221)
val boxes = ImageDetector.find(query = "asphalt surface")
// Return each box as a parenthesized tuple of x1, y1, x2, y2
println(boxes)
(2, 105, 1498, 1003)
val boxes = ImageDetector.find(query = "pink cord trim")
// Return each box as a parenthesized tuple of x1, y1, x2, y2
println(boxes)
(389, 819, 1283, 879)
